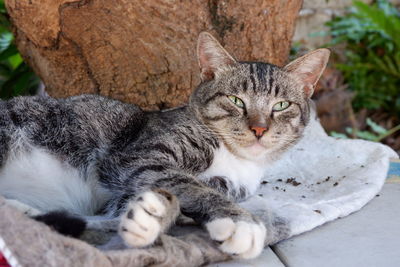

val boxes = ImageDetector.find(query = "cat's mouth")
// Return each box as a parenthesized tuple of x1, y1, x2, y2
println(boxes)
(244, 141, 268, 155)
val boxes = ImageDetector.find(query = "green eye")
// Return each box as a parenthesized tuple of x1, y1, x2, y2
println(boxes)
(228, 95, 245, 108)
(272, 101, 290, 111)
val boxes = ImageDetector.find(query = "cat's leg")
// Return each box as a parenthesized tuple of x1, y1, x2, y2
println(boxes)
(157, 173, 266, 259)
(201, 175, 250, 202)
(119, 188, 179, 248)
(4, 198, 42, 216)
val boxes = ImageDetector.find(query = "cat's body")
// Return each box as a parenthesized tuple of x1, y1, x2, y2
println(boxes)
(0, 32, 329, 259)
(0, 95, 261, 216)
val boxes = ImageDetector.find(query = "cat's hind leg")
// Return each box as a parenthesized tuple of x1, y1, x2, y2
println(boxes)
(4, 198, 42, 216)
(119, 189, 179, 248)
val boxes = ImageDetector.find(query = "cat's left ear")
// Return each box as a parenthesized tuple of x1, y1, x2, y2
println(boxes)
(197, 32, 238, 81)
(284, 48, 330, 98)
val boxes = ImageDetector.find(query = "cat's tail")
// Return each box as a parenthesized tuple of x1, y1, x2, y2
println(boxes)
(33, 211, 86, 238)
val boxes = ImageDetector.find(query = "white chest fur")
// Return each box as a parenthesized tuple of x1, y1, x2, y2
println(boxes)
(198, 144, 266, 195)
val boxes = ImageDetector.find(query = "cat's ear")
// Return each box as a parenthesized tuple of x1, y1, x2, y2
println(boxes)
(284, 48, 330, 97)
(197, 32, 238, 81)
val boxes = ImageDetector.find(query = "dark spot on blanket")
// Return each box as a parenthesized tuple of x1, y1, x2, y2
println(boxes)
(261, 180, 269, 185)
(376, 194, 380, 197)
(361, 165, 365, 168)
(277, 179, 283, 182)
(316, 182, 321, 185)
(258, 194, 263, 197)
(301, 195, 306, 198)
(325, 176, 331, 182)
(286, 177, 301, 186)
(333, 182, 339, 187)
(275, 186, 279, 190)
(313, 209, 322, 214)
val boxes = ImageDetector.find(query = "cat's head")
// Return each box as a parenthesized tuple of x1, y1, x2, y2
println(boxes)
(190, 32, 330, 161)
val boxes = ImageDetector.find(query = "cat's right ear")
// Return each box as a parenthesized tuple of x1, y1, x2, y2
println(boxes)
(283, 48, 330, 98)
(197, 32, 237, 81)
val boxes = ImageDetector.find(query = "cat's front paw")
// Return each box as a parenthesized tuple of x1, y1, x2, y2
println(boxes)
(119, 190, 176, 248)
(205, 217, 266, 259)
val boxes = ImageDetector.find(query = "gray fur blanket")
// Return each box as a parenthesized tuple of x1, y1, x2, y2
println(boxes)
(0, 112, 397, 266)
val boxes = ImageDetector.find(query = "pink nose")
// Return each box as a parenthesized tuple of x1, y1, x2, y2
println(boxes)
(250, 126, 268, 138)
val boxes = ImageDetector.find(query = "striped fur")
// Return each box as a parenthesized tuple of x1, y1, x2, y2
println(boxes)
(0, 32, 329, 258)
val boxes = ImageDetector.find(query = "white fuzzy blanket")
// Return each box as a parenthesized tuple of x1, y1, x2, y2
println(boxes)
(0, 110, 397, 266)
(243, 110, 398, 240)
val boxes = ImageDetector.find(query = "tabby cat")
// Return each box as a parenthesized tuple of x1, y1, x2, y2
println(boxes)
(0, 32, 329, 259)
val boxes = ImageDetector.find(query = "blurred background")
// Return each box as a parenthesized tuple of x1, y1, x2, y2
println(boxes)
(293, 0, 400, 154)
(0, 0, 399, 153)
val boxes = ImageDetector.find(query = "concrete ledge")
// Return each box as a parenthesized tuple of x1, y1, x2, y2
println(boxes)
(273, 184, 400, 267)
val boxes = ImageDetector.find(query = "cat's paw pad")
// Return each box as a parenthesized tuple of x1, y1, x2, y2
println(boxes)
(119, 191, 167, 247)
(206, 218, 266, 259)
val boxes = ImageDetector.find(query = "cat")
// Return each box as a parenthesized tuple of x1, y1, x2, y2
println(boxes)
(0, 32, 329, 259)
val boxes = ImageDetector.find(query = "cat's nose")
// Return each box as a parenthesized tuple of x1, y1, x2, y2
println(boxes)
(250, 125, 268, 139)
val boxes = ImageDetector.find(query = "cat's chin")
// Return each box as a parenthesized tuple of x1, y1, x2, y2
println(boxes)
(238, 141, 270, 161)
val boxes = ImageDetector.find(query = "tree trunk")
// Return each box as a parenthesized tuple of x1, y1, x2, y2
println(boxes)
(5, 0, 302, 110)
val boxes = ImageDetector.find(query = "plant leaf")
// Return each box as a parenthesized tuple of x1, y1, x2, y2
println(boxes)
(366, 118, 388, 134)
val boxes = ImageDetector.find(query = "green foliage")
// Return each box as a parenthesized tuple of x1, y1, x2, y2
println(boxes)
(0, 0, 39, 99)
(331, 118, 400, 142)
(289, 41, 306, 60)
(326, 0, 400, 116)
